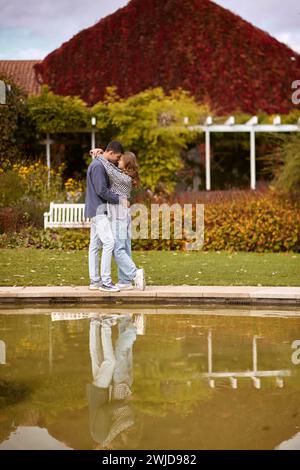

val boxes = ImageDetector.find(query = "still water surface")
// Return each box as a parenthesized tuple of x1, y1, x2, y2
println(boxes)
(0, 306, 300, 450)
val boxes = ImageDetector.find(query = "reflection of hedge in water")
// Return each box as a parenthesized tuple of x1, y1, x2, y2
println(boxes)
(0, 379, 31, 409)
(0, 315, 91, 421)
(132, 315, 300, 415)
(134, 386, 300, 450)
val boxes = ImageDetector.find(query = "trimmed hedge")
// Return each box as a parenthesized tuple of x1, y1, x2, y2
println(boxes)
(1, 192, 299, 252)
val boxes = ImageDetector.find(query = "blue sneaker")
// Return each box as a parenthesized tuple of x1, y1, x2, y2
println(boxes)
(99, 282, 120, 292)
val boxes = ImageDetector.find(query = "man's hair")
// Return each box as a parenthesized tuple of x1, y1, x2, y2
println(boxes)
(106, 141, 124, 154)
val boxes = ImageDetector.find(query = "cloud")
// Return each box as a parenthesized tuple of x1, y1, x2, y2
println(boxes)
(0, 0, 129, 57)
(0, 26, 49, 59)
(0, 0, 129, 32)
(275, 32, 300, 54)
(0, 47, 46, 60)
(214, 0, 300, 52)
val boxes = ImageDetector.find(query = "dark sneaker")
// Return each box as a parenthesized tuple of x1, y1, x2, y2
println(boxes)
(99, 283, 120, 292)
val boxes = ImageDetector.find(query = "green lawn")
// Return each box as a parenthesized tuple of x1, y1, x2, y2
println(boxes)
(0, 249, 299, 286)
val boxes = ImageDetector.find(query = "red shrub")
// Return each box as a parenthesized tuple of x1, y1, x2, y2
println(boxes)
(0, 207, 28, 234)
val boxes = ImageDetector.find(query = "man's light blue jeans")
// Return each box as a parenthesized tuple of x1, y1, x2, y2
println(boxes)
(89, 317, 137, 389)
(89, 214, 114, 285)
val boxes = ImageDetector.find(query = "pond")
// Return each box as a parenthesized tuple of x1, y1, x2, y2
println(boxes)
(0, 305, 300, 450)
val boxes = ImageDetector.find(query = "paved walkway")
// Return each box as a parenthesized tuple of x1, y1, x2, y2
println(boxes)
(0, 285, 300, 306)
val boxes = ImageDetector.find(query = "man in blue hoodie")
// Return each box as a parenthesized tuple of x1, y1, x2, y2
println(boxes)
(85, 141, 126, 292)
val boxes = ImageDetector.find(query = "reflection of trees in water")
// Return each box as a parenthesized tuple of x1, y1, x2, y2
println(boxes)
(0, 379, 31, 412)
(0, 314, 91, 444)
(0, 379, 33, 445)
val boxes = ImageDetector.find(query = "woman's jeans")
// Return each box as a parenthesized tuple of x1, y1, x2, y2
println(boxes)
(89, 318, 137, 389)
(112, 213, 137, 285)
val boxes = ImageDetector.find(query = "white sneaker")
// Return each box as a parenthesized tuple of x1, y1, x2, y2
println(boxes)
(89, 281, 103, 290)
(133, 314, 146, 335)
(116, 283, 134, 291)
(134, 268, 146, 291)
(91, 314, 121, 326)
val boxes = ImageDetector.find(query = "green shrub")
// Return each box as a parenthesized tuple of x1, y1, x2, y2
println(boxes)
(259, 133, 300, 197)
(0, 161, 66, 231)
(0, 75, 28, 165)
(0, 171, 25, 207)
(10, 161, 65, 203)
(28, 86, 90, 133)
(273, 134, 300, 196)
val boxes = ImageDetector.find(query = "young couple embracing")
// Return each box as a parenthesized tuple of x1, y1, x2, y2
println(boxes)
(85, 141, 146, 292)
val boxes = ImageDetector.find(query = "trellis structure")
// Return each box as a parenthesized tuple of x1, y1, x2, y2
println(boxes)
(204, 331, 290, 390)
(189, 115, 300, 190)
(40, 115, 300, 190)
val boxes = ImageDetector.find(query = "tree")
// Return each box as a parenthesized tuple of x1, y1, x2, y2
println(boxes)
(27, 86, 90, 134)
(93, 87, 208, 192)
(0, 75, 28, 165)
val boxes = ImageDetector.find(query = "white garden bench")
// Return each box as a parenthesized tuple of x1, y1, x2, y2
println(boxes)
(44, 202, 91, 229)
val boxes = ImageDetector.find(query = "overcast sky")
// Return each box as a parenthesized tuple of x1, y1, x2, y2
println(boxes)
(0, 0, 300, 60)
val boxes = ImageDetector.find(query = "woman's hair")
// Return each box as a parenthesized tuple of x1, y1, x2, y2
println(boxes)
(122, 152, 140, 188)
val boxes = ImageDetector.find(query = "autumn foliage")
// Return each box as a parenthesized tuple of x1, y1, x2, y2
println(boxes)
(1, 190, 299, 252)
(35, 0, 300, 114)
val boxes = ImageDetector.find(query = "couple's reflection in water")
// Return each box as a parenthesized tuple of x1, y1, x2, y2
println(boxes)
(87, 314, 143, 450)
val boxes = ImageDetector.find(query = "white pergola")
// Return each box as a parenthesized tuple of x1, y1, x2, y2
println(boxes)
(189, 115, 300, 190)
(40, 115, 300, 190)
(204, 330, 291, 390)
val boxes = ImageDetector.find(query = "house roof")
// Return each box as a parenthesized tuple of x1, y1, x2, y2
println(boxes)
(0, 60, 42, 96)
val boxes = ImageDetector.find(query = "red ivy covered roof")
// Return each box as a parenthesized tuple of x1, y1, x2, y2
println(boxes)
(0, 60, 42, 96)
(35, 0, 300, 114)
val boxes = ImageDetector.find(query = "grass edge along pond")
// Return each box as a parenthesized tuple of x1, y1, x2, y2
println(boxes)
(0, 249, 299, 287)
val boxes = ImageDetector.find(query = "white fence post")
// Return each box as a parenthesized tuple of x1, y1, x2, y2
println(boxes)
(250, 129, 256, 190)
(0, 340, 6, 365)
